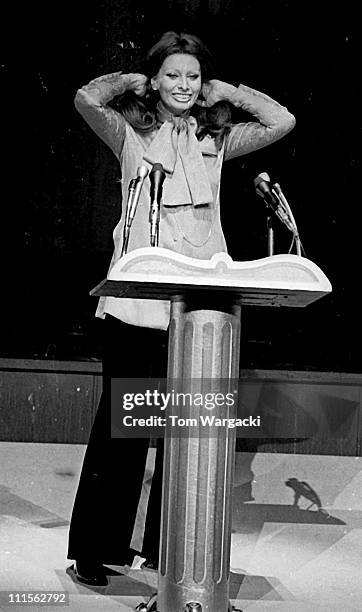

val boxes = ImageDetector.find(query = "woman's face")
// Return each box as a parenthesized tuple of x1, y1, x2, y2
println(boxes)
(151, 53, 202, 115)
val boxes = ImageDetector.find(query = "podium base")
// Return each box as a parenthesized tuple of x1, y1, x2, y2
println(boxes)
(135, 594, 243, 611)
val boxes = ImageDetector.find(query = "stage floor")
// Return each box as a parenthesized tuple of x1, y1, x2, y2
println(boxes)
(0, 442, 361, 611)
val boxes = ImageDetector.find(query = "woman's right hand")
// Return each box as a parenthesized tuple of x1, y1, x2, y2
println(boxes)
(197, 79, 237, 107)
(127, 73, 148, 97)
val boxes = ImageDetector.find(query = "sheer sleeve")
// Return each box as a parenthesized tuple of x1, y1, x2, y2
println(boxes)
(224, 84, 296, 161)
(74, 72, 131, 158)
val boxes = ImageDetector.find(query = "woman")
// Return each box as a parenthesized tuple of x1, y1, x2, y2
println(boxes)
(67, 31, 295, 586)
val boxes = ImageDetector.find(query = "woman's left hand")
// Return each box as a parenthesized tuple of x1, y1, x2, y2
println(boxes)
(196, 79, 237, 107)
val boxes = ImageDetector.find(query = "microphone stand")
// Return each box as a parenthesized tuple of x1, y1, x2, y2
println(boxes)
(267, 212, 275, 256)
(149, 199, 161, 247)
(149, 164, 166, 247)
(258, 184, 301, 257)
(272, 183, 302, 256)
(121, 178, 137, 257)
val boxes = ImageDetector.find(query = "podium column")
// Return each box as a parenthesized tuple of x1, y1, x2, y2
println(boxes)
(158, 296, 241, 612)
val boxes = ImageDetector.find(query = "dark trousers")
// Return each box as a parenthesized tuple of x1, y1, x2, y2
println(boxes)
(67, 315, 168, 564)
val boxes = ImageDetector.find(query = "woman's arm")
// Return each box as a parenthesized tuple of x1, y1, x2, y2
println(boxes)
(200, 80, 295, 160)
(74, 72, 147, 157)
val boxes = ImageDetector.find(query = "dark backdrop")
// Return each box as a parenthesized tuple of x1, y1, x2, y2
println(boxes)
(5, 0, 360, 372)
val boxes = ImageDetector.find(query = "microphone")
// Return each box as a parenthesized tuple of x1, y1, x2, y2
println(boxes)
(150, 163, 166, 205)
(254, 172, 296, 233)
(121, 178, 136, 257)
(125, 178, 137, 227)
(149, 163, 166, 246)
(254, 172, 279, 211)
(121, 166, 150, 256)
(126, 165, 149, 229)
(273, 182, 299, 236)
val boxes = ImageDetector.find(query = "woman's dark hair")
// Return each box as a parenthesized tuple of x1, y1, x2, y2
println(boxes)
(113, 31, 232, 148)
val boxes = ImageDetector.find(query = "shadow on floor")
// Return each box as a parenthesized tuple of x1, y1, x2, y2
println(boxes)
(0, 484, 69, 527)
(232, 502, 345, 533)
(230, 570, 284, 601)
(62, 565, 283, 602)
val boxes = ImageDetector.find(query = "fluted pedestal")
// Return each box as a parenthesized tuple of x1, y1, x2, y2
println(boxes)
(158, 297, 241, 612)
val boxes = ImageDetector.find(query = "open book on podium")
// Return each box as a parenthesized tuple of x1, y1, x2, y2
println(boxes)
(90, 247, 331, 306)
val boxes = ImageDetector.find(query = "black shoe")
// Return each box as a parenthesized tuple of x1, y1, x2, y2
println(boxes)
(70, 560, 108, 586)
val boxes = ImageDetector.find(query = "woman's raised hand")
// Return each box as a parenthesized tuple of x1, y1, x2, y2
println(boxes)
(127, 73, 148, 97)
(197, 79, 237, 107)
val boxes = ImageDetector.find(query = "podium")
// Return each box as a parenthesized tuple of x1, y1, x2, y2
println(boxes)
(91, 248, 331, 612)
